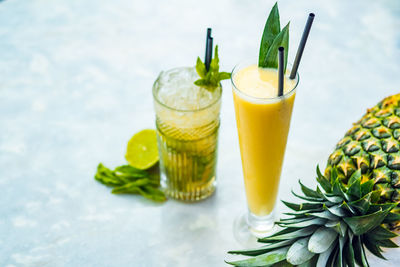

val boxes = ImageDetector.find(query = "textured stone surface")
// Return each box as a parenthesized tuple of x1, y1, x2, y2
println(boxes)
(1, 0, 399, 266)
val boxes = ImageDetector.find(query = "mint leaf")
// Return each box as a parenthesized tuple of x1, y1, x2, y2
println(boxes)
(196, 57, 207, 78)
(218, 72, 231, 80)
(194, 45, 231, 91)
(259, 2, 280, 67)
(141, 185, 167, 202)
(262, 22, 289, 71)
(95, 163, 166, 202)
(194, 79, 208, 87)
(210, 45, 220, 73)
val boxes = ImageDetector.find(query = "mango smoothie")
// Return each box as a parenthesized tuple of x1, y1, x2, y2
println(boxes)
(232, 64, 298, 216)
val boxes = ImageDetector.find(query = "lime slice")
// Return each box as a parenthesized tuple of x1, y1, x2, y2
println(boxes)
(125, 129, 159, 170)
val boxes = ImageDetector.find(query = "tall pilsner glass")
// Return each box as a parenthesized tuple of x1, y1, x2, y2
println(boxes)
(231, 60, 299, 237)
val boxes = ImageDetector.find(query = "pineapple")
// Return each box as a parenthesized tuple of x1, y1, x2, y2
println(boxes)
(227, 94, 400, 266)
(325, 94, 400, 215)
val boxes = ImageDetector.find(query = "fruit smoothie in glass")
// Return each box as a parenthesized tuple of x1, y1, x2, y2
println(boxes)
(232, 61, 298, 232)
(153, 67, 222, 201)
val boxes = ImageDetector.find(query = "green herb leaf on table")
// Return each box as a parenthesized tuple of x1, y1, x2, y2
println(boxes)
(194, 45, 231, 91)
(258, 2, 289, 72)
(94, 163, 166, 202)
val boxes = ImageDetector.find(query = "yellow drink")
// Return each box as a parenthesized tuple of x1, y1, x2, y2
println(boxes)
(232, 64, 298, 217)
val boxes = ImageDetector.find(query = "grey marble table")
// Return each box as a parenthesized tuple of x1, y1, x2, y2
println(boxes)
(1, 0, 400, 266)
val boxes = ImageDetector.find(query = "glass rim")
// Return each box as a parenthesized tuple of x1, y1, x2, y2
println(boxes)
(231, 59, 300, 102)
(152, 66, 222, 113)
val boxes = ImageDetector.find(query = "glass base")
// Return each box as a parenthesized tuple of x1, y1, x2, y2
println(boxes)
(161, 172, 216, 202)
(233, 210, 277, 247)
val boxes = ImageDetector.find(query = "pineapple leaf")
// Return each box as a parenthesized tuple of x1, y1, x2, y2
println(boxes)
(228, 240, 294, 256)
(316, 186, 323, 195)
(367, 225, 398, 240)
(316, 240, 337, 267)
(225, 247, 289, 266)
(259, 226, 317, 242)
(308, 227, 338, 254)
(273, 260, 293, 267)
(291, 189, 323, 202)
(298, 255, 318, 267)
(348, 169, 362, 185)
(281, 215, 308, 220)
(298, 180, 323, 198)
(343, 208, 388, 235)
(278, 217, 314, 225)
(337, 235, 346, 267)
(353, 236, 370, 267)
(339, 222, 348, 237)
(325, 221, 345, 236)
(325, 220, 348, 237)
(266, 227, 299, 238)
(325, 220, 340, 228)
(332, 178, 346, 198)
(321, 193, 343, 204)
(363, 235, 386, 260)
(370, 190, 381, 203)
(317, 177, 332, 193)
(360, 180, 375, 196)
(343, 236, 356, 267)
(316, 165, 323, 179)
(330, 167, 339, 184)
(324, 204, 347, 217)
(316, 166, 331, 192)
(368, 203, 398, 213)
(282, 200, 322, 211)
(347, 177, 362, 199)
(284, 209, 321, 217)
(348, 192, 372, 214)
(274, 260, 294, 267)
(277, 218, 326, 228)
(327, 246, 339, 267)
(339, 201, 357, 215)
(286, 237, 315, 265)
(383, 212, 400, 223)
(374, 239, 399, 248)
(306, 210, 339, 221)
(282, 200, 302, 211)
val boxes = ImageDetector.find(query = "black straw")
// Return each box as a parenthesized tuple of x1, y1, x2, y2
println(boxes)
(205, 28, 213, 71)
(278, 46, 284, 97)
(289, 13, 315, 79)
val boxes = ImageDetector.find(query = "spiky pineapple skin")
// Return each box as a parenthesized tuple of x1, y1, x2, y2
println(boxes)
(325, 94, 400, 207)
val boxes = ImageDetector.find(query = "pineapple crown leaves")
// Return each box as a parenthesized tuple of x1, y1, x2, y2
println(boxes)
(194, 45, 231, 91)
(226, 166, 399, 267)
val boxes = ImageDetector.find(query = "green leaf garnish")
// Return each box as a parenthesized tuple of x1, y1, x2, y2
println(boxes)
(194, 45, 231, 91)
(259, 2, 280, 65)
(258, 2, 289, 72)
(94, 163, 166, 202)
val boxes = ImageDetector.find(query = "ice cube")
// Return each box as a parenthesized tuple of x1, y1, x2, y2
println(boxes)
(155, 67, 220, 111)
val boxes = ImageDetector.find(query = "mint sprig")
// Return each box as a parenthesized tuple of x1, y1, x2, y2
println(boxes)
(259, 2, 289, 71)
(95, 163, 166, 202)
(194, 45, 231, 91)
